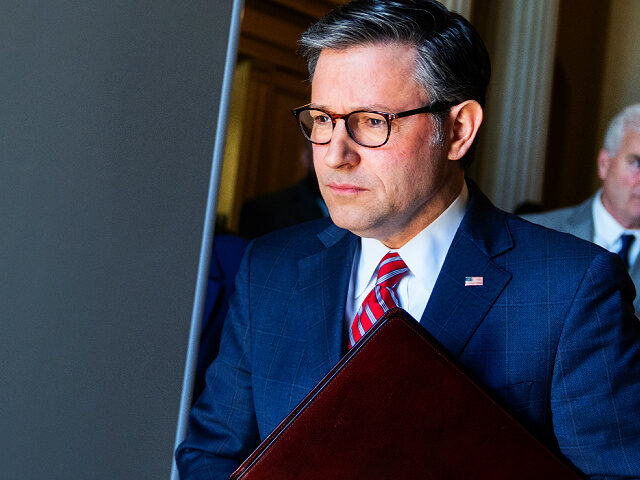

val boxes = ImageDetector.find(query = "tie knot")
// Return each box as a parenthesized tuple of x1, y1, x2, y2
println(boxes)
(620, 233, 635, 248)
(376, 252, 408, 287)
(349, 252, 409, 349)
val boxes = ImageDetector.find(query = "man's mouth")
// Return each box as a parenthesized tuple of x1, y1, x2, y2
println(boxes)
(327, 182, 367, 194)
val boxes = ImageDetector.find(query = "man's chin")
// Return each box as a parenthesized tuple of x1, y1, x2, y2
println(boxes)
(328, 210, 375, 236)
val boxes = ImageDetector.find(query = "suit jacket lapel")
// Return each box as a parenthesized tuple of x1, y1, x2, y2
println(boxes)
(626, 237, 640, 310)
(298, 225, 357, 385)
(566, 195, 595, 241)
(420, 182, 513, 357)
(629, 260, 640, 311)
(295, 183, 515, 371)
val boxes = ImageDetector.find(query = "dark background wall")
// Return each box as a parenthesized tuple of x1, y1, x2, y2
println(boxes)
(542, 0, 610, 209)
(0, 0, 233, 478)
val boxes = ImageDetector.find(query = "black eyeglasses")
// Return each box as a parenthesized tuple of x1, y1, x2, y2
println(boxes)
(291, 101, 453, 148)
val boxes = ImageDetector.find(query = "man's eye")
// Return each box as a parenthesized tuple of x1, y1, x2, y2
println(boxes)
(312, 113, 331, 125)
(360, 115, 385, 128)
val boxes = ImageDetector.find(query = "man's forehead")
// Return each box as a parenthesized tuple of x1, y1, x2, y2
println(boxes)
(620, 128, 640, 151)
(625, 126, 640, 139)
(310, 44, 428, 110)
(313, 43, 418, 70)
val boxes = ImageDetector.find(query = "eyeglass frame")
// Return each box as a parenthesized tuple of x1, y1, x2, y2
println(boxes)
(291, 101, 455, 148)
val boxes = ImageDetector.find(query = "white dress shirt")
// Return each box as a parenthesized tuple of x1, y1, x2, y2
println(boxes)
(592, 190, 640, 268)
(344, 183, 469, 334)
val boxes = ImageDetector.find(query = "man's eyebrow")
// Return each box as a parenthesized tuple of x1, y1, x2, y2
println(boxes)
(307, 103, 393, 112)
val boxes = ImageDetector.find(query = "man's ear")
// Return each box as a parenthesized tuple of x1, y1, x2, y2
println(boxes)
(597, 148, 611, 181)
(446, 100, 483, 161)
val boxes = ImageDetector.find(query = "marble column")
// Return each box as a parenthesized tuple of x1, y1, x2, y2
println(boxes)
(441, 0, 473, 18)
(469, 0, 559, 212)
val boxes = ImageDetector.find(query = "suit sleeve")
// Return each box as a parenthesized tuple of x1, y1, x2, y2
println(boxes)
(175, 242, 260, 480)
(552, 250, 640, 478)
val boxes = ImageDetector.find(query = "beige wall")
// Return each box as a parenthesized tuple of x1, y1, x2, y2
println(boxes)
(217, 59, 251, 227)
(596, 0, 640, 188)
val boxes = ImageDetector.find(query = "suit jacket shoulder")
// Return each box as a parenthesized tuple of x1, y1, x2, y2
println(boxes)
(521, 194, 640, 311)
(238, 178, 326, 239)
(520, 195, 594, 242)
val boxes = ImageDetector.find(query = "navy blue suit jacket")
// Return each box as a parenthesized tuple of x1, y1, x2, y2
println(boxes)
(193, 234, 248, 403)
(177, 185, 640, 479)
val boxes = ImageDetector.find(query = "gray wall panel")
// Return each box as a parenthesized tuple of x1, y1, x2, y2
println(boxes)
(0, 1, 234, 478)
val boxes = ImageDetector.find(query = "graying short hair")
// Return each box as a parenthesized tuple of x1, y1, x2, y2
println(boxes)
(298, 0, 490, 167)
(603, 104, 640, 155)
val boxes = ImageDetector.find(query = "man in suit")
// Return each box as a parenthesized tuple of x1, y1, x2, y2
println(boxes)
(238, 145, 328, 239)
(176, 1, 640, 478)
(525, 104, 640, 312)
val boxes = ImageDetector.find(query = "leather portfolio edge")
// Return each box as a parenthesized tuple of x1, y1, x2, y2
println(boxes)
(229, 307, 584, 479)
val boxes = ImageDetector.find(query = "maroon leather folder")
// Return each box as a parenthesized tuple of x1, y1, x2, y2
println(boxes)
(230, 308, 583, 479)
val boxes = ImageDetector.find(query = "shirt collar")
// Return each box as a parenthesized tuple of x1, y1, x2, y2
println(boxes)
(593, 189, 628, 248)
(354, 183, 468, 297)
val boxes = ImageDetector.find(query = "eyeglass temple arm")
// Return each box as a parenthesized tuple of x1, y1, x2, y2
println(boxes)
(394, 101, 455, 119)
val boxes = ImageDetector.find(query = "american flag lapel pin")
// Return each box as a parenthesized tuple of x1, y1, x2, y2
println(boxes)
(465, 276, 483, 286)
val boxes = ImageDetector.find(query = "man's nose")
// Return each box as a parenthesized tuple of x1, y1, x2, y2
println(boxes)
(321, 120, 360, 169)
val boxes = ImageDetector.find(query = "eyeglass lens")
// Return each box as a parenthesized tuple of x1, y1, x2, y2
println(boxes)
(297, 109, 389, 147)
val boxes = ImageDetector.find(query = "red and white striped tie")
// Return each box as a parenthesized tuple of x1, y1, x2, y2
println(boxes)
(348, 252, 409, 349)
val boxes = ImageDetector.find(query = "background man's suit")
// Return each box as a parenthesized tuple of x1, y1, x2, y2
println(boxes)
(524, 194, 640, 311)
(238, 174, 327, 239)
(176, 183, 640, 479)
(192, 234, 248, 403)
